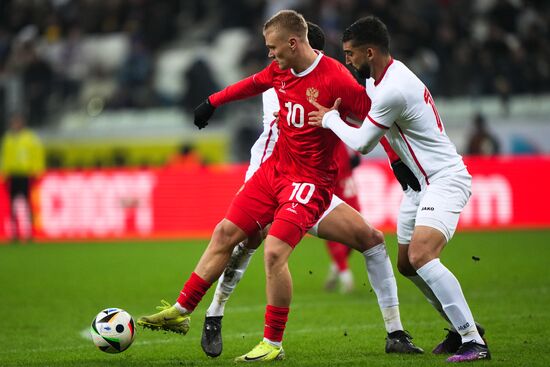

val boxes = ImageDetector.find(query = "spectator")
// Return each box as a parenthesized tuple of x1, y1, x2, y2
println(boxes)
(167, 143, 203, 170)
(182, 58, 220, 114)
(466, 113, 501, 156)
(0, 113, 45, 242)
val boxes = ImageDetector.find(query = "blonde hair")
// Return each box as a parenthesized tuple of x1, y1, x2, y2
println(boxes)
(263, 10, 307, 40)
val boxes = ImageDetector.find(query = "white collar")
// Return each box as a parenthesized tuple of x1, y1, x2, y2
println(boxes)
(291, 52, 323, 77)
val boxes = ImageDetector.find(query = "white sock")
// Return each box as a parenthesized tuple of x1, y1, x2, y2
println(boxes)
(338, 269, 354, 292)
(339, 269, 353, 282)
(417, 259, 484, 344)
(363, 243, 403, 333)
(173, 302, 189, 314)
(205, 242, 256, 317)
(263, 337, 282, 348)
(407, 274, 454, 330)
(381, 306, 403, 334)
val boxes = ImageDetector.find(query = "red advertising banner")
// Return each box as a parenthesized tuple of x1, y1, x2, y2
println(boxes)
(353, 155, 550, 231)
(1, 155, 549, 242)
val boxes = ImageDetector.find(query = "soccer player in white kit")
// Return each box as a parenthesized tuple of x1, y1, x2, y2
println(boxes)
(199, 21, 422, 359)
(309, 16, 490, 363)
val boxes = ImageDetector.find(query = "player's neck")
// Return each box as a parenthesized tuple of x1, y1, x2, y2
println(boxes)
(371, 54, 393, 82)
(292, 47, 318, 73)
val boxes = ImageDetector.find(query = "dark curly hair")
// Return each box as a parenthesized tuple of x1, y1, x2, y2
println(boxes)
(342, 16, 390, 54)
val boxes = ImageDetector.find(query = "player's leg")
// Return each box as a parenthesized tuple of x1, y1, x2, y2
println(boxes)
(396, 189, 455, 327)
(408, 178, 490, 362)
(397, 243, 485, 355)
(397, 244, 451, 324)
(324, 240, 354, 292)
(396, 188, 486, 356)
(236, 179, 326, 362)
(313, 199, 423, 354)
(202, 228, 266, 357)
(235, 224, 298, 362)
(139, 168, 277, 336)
(137, 218, 249, 334)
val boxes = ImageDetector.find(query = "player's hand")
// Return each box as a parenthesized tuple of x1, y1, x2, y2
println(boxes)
(391, 159, 421, 191)
(308, 98, 341, 127)
(194, 98, 215, 129)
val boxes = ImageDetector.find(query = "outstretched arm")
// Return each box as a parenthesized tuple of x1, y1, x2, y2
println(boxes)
(209, 74, 270, 107)
(194, 65, 274, 129)
(308, 99, 386, 154)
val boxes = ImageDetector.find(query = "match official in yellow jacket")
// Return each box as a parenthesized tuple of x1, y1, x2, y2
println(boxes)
(1, 113, 45, 242)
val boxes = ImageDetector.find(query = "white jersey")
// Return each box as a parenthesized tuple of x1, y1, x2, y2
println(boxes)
(323, 58, 468, 188)
(244, 88, 279, 181)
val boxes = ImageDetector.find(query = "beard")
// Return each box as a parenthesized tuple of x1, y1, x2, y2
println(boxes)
(354, 63, 371, 79)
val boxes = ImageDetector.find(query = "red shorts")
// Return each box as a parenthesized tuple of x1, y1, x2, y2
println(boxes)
(226, 159, 333, 247)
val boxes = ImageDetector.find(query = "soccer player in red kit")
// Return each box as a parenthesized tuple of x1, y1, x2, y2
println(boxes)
(137, 10, 418, 361)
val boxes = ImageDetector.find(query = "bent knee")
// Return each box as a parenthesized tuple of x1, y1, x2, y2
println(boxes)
(371, 228, 385, 245)
(407, 248, 434, 270)
(397, 257, 417, 276)
(359, 227, 385, 250)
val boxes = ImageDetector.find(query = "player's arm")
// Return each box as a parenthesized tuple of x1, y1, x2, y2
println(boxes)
(308, 98, 386, 153)
(194, 65, 274, 129)
(309, 87, 404, 154)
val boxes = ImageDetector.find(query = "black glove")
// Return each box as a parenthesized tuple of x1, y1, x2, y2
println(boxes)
(349, 154, 361, 169)
(193, 98, 215, 129)
(391, 159, 421, 191)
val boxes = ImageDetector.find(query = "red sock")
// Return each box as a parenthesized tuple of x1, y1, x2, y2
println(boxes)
(264, 305, 289, 343)
(326, 241, 350, 272)
(176, 272, 211, 312)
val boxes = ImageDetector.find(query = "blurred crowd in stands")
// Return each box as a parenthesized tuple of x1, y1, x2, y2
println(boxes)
(0, 0, 548, 131)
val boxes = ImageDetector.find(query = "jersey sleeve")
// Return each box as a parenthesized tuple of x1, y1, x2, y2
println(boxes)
(366, 87, 404, 129)
(209, 63, 274, 107)
(322, 110, 386, 154)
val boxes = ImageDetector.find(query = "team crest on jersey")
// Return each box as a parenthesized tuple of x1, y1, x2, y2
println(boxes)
(306, 87, 319, 103)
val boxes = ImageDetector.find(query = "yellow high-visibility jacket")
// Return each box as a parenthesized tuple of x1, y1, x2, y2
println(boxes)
(1, 128, 45, 177)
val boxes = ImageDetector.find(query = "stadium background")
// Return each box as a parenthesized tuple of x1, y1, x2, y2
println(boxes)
(0, 0, 549, 241)
(1, 1, 550, 366)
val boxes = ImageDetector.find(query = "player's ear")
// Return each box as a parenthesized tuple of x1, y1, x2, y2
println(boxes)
(289, 37, 297, 51)
(366, 46, 379, 62)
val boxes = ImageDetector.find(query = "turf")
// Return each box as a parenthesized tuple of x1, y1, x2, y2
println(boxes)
(1, 230, 549, 366)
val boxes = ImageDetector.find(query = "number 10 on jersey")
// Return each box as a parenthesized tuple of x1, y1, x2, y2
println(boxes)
(285, 102, 305, 128)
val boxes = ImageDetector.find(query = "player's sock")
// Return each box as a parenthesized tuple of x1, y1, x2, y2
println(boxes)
(175, 272, 211, 313)
(406, 274, 454, 330)
(205, 242, 256, 317)
(263, 305, 289, 345)
(326, 240, 349, 271)
(363, 243, 403, 333)
(339, 268, 353, 282)
(263, 338, 282, 348)
(417, 259, 484, 345)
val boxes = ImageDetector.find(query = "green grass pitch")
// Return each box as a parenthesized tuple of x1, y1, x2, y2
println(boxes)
(1, 230, 549, 366)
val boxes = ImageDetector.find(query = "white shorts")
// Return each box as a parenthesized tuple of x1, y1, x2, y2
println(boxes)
(308, 195, 344, 237)
(397, 170, 471, 244)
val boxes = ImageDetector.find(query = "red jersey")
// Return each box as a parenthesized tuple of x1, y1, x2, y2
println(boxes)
(209, 53, 369, 187)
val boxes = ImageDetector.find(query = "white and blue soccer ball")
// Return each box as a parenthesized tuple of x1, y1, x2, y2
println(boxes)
(90, 308, 136, 353)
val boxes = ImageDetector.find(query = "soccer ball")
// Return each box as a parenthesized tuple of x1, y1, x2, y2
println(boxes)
(90, 308, 136, 353)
